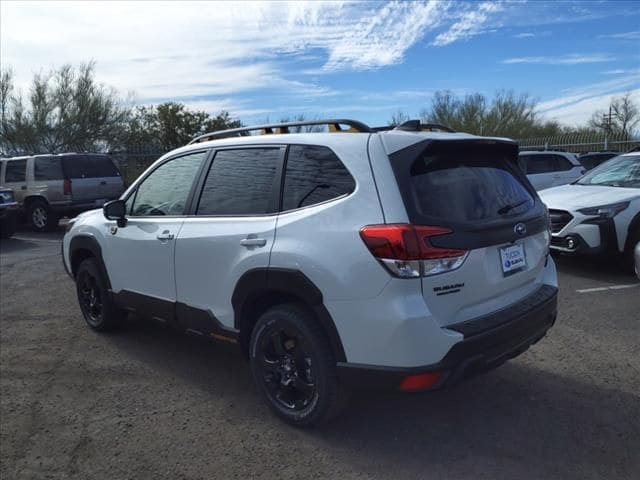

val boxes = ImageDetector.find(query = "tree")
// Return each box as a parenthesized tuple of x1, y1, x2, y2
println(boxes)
(419, 90, 563, 138)
(589, 92, 639, 137)
(124, 102, 242, 151)
(0, 62, 130, 155)
(388, 109, 410, 127)
(276, 114, 325, 133)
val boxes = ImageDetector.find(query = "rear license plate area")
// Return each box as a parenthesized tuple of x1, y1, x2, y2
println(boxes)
(499, 243, 527, 276)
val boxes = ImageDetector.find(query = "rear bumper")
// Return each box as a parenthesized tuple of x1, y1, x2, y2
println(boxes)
(336, 284, 558, 391)
(0, 203, 19, 219)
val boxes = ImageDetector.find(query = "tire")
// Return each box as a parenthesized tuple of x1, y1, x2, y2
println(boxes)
(249, 304, 346, 427)
(624, 228, 640, 274)
(75, 258, 124, 331)
(28, 199, 57, 232)
(0, 214, 17, 239)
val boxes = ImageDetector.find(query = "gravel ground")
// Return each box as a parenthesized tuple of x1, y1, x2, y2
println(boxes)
(1, 228, 639, 480)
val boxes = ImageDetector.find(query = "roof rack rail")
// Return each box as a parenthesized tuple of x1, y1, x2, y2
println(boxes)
(394, 120, 455, 133)
(187, 118, 372, 145)
(371, 120, 455, 133)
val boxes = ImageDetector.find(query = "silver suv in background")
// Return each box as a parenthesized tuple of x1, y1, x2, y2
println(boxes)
(518, 150, 585, 190)
(0, 153, 124, 231)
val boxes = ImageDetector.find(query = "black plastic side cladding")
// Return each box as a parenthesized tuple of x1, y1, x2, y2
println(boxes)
(232, 268, 347, 363)
(68, 235, 111, 289)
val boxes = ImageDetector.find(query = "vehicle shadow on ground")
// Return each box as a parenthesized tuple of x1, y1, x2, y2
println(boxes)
(106, 315, 639, 479)
(553, 253, 638, 283)
(0, 237, 41, 255)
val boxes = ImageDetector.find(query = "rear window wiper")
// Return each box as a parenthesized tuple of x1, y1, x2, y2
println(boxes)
(497, 199, 529, 215)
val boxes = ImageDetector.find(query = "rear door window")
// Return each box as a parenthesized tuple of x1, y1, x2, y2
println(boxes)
(407, 145, 534, 223)
(552, 155, 574, 171)
(5, 159, 27, 182)
(282, 145, 355, 211)
(197, 148, 280, 216)
(34, 157, 63, 181)
(62, 155, 120, 178)
(524, 154, 556, 174)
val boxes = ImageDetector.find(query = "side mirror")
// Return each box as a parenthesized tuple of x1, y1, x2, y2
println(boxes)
(103, 199, 127, 228)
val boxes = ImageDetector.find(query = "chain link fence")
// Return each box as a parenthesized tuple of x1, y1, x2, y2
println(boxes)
(515, 132, 639, 153)
(110, 145, 169, 186)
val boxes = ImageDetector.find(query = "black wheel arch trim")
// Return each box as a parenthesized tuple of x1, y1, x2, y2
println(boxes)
(69, 235, 112, 289)
(625, 211, 640, 250)
(232, 267, 347, 363)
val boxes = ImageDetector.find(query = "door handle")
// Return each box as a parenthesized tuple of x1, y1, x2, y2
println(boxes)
(240, 237, 267, 247)
(21, 185, 27, 190)
(100, 181, 107, 185)
(157, 230, 175, 241)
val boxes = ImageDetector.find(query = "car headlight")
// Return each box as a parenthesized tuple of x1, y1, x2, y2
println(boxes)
(577, 201, 630, 218)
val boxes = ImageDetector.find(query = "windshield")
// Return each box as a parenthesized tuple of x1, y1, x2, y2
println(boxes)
(576, 154, 640, 188)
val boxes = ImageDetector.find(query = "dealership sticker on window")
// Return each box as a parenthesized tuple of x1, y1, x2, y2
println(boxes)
(500, 243, 527, 276)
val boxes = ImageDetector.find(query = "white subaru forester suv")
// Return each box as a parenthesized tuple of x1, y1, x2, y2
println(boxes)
(63, 119, 558, 426)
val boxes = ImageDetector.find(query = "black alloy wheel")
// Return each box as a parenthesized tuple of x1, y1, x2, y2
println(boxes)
(249, 304, 345, 427)
(77, 268, 103, 328)
(75, 258, 123, 331)
(256, 325, 317, 411)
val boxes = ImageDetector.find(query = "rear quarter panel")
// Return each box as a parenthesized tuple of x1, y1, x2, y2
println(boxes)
(270, 136, 390, 301)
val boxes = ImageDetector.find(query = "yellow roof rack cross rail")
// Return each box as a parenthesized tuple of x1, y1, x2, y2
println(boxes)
(187, 119, 372, 145)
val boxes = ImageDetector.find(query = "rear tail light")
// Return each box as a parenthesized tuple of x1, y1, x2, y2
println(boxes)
(63, 179, 72, 195)
(360, 224, 468, 278)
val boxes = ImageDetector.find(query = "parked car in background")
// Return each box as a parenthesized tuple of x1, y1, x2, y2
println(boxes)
(518, 151, 585, 190)
(63, 118, 558, 427)
(578, 151, 619, 171)
(0, 187, 19, 239)
(539, 152, 640, 270)
(0, 153, 124, 231)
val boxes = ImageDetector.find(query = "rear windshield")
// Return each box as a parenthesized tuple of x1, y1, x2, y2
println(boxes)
(62, 155, 120, 178)
(407, 145, 534, 223)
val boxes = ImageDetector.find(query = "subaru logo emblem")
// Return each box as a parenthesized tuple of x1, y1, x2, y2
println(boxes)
(514, 223, 527, 236)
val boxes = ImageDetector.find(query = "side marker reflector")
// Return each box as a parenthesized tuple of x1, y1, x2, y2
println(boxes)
(399, 372, 442, 392)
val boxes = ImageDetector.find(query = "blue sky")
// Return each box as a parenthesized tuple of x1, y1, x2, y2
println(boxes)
(1, 0, 639, 128)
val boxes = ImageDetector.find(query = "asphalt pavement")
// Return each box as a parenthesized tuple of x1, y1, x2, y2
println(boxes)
(1, 227, 639, 480)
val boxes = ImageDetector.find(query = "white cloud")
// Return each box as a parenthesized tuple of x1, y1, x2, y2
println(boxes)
(537, 70, 640, 125)
(502, 54, 615, 65)
(324, 1, 447, 70)
(512, 30, 550, 39)
(539, 89, 640, 125)
(601, 69, 627, 75)
(431, 1, 503, 46)
(597, 31, 640, 40)
(1, 0, 454, 104)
